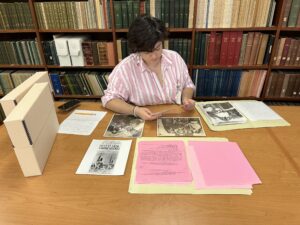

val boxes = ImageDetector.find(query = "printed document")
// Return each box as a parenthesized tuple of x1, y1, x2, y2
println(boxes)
(231, 101, 283, 121)
(58, 110, 106, 135)
(76, 139, 132, 175)
(135, 141, 193, 184)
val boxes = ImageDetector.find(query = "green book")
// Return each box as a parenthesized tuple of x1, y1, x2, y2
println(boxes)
(287, 0, 300, 27)
(121, 1, 128, 28)
(114, 1, 123, 29)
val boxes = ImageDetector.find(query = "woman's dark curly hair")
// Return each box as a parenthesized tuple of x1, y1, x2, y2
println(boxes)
(127, 15, 168, 53)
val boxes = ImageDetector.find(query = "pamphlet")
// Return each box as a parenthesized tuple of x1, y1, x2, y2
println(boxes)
(76, 139, 132, 175)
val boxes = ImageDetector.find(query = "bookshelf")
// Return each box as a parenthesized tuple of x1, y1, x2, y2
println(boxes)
(0, 0, 299, 102)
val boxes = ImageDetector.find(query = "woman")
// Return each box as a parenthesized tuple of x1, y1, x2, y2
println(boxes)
(101, 15, 195, 120)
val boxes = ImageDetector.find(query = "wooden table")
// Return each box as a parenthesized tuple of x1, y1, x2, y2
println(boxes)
(0, 102, 299, 225)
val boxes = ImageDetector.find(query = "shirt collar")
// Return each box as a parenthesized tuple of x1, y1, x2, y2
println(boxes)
(134, 50, 173, 73)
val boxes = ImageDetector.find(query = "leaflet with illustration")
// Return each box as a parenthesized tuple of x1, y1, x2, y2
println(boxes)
(76, 139, 132, 175)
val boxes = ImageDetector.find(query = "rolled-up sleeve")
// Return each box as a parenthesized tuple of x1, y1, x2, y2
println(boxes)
(101, 68, 130, 107)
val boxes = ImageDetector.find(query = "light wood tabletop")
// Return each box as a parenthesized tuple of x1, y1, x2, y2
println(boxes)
(0, 102, 299, 225)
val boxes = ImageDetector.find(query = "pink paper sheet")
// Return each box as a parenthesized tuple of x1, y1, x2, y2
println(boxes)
(188, 141, 261, 188)
(135, 141, 193, 184)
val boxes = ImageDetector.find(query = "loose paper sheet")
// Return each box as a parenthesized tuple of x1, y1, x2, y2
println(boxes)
(58, 110, 106, 135)
(188, 141, 261, 188)
(231, 101, 283, 121)
(76, 139, 132, 175)
(135, 141, 193, 184)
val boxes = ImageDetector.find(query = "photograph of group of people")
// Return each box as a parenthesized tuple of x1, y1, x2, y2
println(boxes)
(104, 114, 145, 138)
(200, 102, 247, 125)
(157, 117, 205, 136)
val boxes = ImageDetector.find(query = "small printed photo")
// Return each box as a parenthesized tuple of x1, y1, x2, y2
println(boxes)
(104, 114, 145, 138)
(201, 102, 247, 125)
(157, 117, 206, 137)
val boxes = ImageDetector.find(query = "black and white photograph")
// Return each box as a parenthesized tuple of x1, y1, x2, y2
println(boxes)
(157, 117, 206, 136)
(199, 102, 247, 125)
(104, 114, 145, 138)
(76, 140, 132, 176)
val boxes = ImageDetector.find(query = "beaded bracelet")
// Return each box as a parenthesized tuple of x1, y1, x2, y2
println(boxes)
(133, 106, 139, 117)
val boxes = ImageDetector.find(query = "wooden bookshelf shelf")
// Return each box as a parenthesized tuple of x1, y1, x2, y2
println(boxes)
(115, 28, 194, 33)
(271, 66, 300, 69)
(0, 65, 46, 69)
(264, 97, 300, 101)
(192, 65, 269, 70)
(279, 27, 300, 31)
(39, 29, 113, 33)
(194, 96, 260, 101)
(194, 27, 278, 32)
(0, 29, 36, 33)
(47, 65, 115, 69)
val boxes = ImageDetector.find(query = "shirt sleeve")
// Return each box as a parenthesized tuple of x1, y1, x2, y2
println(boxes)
(177, 53, 195, 90)
(101, 67, 130, 107)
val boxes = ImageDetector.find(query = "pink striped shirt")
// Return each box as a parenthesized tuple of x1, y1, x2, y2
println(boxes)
(101, 49, 195, 107)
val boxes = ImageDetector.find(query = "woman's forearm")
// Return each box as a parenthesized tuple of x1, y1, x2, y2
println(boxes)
(181, 87, 194, 102)
(104, 99, 135, 115)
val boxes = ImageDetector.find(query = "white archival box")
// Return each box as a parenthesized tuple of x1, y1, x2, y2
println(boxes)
(53, 34, 89, 66)
(4, 82, 59, 177)
(53, 34, 72, 66)
(0, 71, 51, 117)
(68, 36, 89, 66)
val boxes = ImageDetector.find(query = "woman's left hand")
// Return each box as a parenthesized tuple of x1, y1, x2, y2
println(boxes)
(182, 98, 195, 111)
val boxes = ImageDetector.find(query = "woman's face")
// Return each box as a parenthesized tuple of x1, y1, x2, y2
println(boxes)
(140, 42, 163, 66)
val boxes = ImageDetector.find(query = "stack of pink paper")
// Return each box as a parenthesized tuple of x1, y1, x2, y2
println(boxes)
(188, 141, 261, 189)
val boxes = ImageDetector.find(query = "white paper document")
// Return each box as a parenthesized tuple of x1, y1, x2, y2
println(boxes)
(76, 139, 132, 175)
(58, 110, 106, 135)
(232, 101, 283, 121)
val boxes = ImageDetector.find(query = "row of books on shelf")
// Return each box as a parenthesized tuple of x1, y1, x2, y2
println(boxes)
(273, 37, 300, 66)
(282, 0, 300, 27)
(116, 38, 192, 63)
(50, 71, 109, 96)
(0, 70, 39, 95)
(0, 2, 33, 30)
(43, 38, 115, 66)
(34, 0, 111, 30)
(192, 69, 266, 97)
(195, 0, 276, 28)
(4, 0, 297, 31)
(0, 40, 42, 66)
(1, 35, 299, 68)
(129, 0, 193, 28)
(194, 32, 274, 66)
(114, 0, 149, 29)
(266, 71, 300, 97)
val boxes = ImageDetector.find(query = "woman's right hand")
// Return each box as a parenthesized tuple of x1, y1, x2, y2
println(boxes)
(135, 107, 160, 120)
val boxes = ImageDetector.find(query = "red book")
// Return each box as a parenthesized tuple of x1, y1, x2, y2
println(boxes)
(219, 32, 230, 65)
(226, 32, 237, 65)
(214, 33, 222, 65)
(207, 32, 217, 65)
(280, 38, 292, 65)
